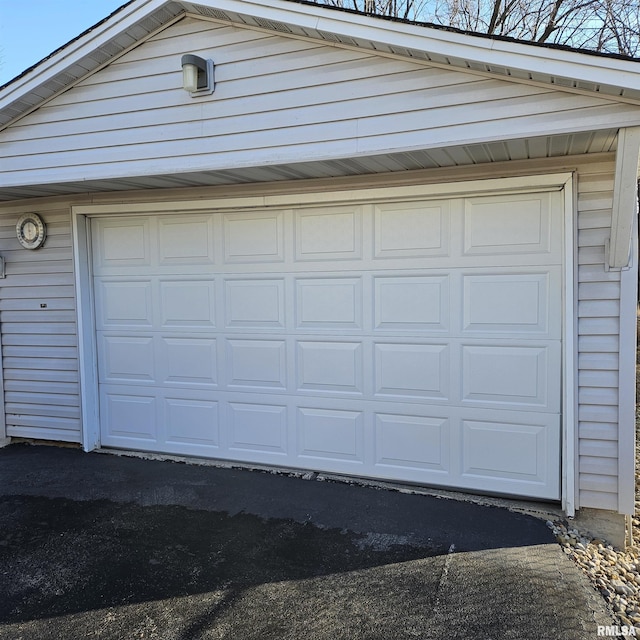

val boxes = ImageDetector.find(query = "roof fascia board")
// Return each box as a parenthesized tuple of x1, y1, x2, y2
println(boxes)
(0, 0, 173, 109)
(203, 0, 640, 92)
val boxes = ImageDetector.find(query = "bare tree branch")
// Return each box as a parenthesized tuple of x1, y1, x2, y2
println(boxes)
(310, 0, 640, 55)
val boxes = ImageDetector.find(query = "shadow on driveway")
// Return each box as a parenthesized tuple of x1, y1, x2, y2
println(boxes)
(0, 445, 614, 639)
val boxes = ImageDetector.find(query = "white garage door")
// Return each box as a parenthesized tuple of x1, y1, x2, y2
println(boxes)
(92, 189, 563, 499)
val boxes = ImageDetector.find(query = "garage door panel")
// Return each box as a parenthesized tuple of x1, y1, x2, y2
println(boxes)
(295, 206, 362, 261)
(296, 277, 363, 329)
(461, 343, 560, 410)
(296, 341, 363, 394)
(374, 343, 449, 400)
(99, 335, 156, 383)
(297, 407, 365, 463)
(462, 271, 554, 334)
(162, 337, 218, 386)
(159, 279, 216, 329)
(374, 413, 450, 472)
(158, 216, 215, 266)
(463, 193, 552, 257)
(223, 211, 285, 264)
(96, 280, 153, 329)
(460, 412, 560, 498)
(165, 397, 219, 447)
(374, 200, 450, 258)
(228, 401, 288, 455)
(226, 339, 287, 390)
(94, 217, 153, 269)
(374, 275, 449, 331)
(224, 278, 286, 329)
(101, 391, 157, 442)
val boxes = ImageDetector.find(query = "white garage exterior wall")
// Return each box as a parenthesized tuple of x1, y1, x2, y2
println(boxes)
(0, 1, 638, 536)
(0, 153, 626, 515)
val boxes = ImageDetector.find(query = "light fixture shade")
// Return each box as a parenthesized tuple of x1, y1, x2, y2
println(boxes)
(182, 63, 199, 92)
(181, 54, 215, 96)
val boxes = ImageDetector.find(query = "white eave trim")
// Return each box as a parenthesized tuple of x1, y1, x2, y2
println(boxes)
(204, 0, 640, 91)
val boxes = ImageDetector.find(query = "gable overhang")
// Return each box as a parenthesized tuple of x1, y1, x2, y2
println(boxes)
(3, 0, 640, 133)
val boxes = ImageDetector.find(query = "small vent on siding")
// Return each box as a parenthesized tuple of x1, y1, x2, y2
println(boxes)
(192, 5, 232, 20)
(40, 79, 64, 95)
(486, 65, 509, 76)
(86, 49, 111, 65)
(317, 30, 359, 46)
(576, 81, 598, 91)
(552, 76, 574, 87)
(101, 41, 125, 57)
(389, 46, 410, 56)
(153, 6, 182, 23)
(136, 16, 163, 32)
(53, 72, 77, 86)
(253, 17, 292, 33)
(337, 35, 358, 46)
(318, 30, 340, 42)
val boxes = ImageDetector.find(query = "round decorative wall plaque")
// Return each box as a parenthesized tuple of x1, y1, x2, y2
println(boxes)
(16, 213, 46, 250)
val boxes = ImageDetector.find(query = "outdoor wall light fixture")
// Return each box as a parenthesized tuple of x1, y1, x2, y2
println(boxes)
(181, 54, 215, 96)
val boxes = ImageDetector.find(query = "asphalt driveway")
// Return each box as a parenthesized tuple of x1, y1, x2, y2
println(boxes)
(0, 444, 614, 639)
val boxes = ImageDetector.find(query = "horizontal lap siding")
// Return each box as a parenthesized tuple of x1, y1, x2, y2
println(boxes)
(1, 17, 638, 187)
(0, 207, 81, 443)
(577, 161, 620, 511)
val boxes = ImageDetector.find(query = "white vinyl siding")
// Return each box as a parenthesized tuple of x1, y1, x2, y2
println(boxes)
(1, 17, 639, 189)
(0, 207, 80, 442)
(577, 161, 621, 511)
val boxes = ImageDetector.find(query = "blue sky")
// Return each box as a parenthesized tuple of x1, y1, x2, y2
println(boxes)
(0, 0, 127, 84)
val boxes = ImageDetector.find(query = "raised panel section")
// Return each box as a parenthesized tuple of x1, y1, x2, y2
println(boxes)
(462, 344, 554, 409)
(102, 393, 156, 440)
(94, 218, 151, 268)
(463, 194, 551, 256)
(224, 279, 285, 328)
(223, 212, 284, 263)
(162, 338, 217, 386)
(100, 336, 155, 382)
(297, 407, 364, 462)
(296, 277, 362, 329)
(461, 415, 559, 497)
(374, 343, 449, 399)
(159, 279, 216, 328)
(226, 339, 287, 389)
(295, 207, 362, 261)
(297, 341, 362, 393)
(374, 200, 449, 258)
(158, 216, 215, 265)
(165, 398, 219, 446)
(463, 272, 551, 334)
(375, 413, 449, 471)
(96, 280, 153, 328)
(374, 276, 448, 331)
(228, 402, 287, 453)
